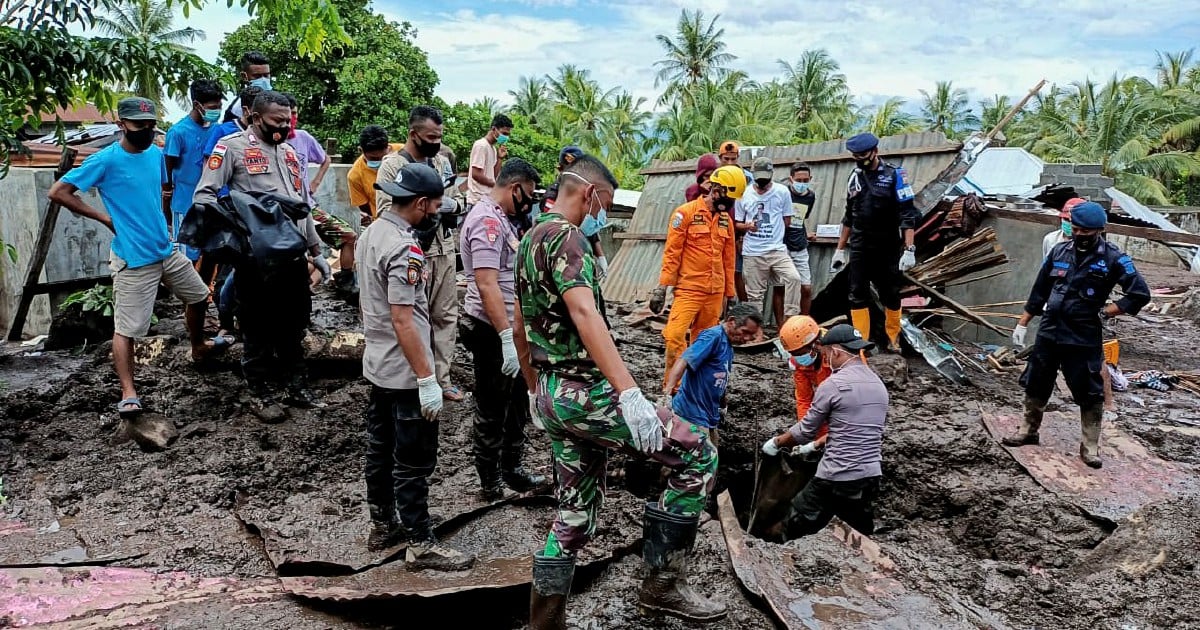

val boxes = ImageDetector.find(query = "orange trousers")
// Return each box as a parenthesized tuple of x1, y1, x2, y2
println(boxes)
(662, 288, 724, 390)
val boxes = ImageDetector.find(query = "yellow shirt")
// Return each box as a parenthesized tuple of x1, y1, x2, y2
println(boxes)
(346, 143, 402, 218)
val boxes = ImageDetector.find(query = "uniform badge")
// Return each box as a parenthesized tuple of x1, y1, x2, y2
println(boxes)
(483, 217, 500, 243)
(207, 155, 223, 170)
(670, 212, 683, 229)
(244, 148, 269, 175)
(285, 150, 301, 177)
(895, 167, 915, 201)
(406, 245, 426, 285)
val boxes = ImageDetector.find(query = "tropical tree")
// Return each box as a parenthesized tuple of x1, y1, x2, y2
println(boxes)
(509, 76, 550, 125)
(858, 97, 921, 137)
(776, 49, 853, 140)
(94, 0, 205, 109)
(919, 80, 980, 139)
(653, 9, 735, 105)
(979, 94, 1013, 133)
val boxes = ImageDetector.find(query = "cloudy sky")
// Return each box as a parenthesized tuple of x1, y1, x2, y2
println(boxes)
(177, 0, 1197, 112)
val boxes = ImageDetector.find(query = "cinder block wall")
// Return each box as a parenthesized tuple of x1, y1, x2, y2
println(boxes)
(1038, 163, 1114, 206)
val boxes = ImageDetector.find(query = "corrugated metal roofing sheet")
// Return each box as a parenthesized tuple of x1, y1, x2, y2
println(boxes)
(603, 132, 961, 303)
(953, 147, 1045, 196)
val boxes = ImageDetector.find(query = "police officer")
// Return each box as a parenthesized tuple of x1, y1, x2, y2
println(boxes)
(356, 162, 475, 571)
(1006, 202, 1150, 468)
(193, 90, 324, 417)
(830, 133, 921, 352)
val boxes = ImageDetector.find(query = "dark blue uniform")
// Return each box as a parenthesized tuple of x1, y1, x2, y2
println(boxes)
(1020, 239, 1150, 406)
(842, 162, 921, 310)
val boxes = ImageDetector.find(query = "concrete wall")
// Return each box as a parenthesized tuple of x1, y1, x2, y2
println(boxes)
(1039, 163, 1114, 206)
(1, 163, 361, 340)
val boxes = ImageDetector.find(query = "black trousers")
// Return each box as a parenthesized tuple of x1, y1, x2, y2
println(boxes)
(459, 315, 529, 471)
(1020, 338, 1104, 407)
(364, 385, 438, 534)
(785, 476, 880, 539)
(235, 257, 310, 387)
(848, 247, 903, 310)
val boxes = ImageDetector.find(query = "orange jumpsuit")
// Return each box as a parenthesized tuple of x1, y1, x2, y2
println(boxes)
(791, 357, 832, 442)
(660, 198, 736, 388)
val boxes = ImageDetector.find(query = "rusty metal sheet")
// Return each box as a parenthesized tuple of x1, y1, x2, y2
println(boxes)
(718, 492, 985, 629)
(982, 411, 1197, 522)
(0, 566, 284, 627)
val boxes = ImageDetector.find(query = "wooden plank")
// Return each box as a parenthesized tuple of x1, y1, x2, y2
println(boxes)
(904, 272, 1009, 337)
(614, 232, 667, 241)
(8, 148, 77, 341)
(989, 206, 1200, 247)
(639, 143, 961, 176)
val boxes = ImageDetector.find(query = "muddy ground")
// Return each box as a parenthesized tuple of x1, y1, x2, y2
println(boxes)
(2, 262, 1199, 629)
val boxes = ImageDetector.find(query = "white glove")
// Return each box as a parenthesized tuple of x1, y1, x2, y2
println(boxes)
(796, 441, 819, 456)
(829, 249, 847, 273)
(498, 328, 520, 377)
(416, 375, 443, 421)
(618, 387, 664, 454)
(528, 391, 545, 431)
(1012, 324, 1027, 349)
(596, 255, 609, 280)
(311, 255, 331, 282)
(899, 249, 916, 272)
(761, 436, 781, 457)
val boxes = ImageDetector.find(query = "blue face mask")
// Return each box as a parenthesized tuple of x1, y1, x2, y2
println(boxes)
(366, 159, 381, 169)
(792, 182, 809, 194)
(201, 108, 221, 124)
(1061, 220, 1073, 237)
(580, 189, 608, 237)
(794, 350, 817, 367)
(496, 134, 509, 145)
(249, 77, 272, 91)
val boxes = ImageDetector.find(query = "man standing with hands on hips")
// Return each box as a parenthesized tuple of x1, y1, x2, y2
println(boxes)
(829, 133, 921, 352)
(1005, 201, 1149, 468)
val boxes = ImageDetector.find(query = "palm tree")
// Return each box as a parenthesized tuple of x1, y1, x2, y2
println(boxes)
(599, 91, 651, 164)
(919, 80, 980, 139)
(477, 96, 504, 117)
(653, 9, 735, 105)
(979, 94, 1013, 133)
(509, 75, 549, 125)
(777, 49, 852, 139)
(859, 97, 920, 137)
(94, 0, 204, 110)
(1155, 49, 1195, 90)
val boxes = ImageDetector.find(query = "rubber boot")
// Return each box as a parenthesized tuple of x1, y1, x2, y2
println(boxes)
(1079, 403, 1103, 469)
(530, 552, 574, 630)
(366, 504, 402, 551)
(502, 449, 547, 492)
(637, 502, 727, 622)
(884, 308, 903, 353)
(1002, 396, 1046, 446)
(477, 461, 518, 502)
(850, 308, 871, 342)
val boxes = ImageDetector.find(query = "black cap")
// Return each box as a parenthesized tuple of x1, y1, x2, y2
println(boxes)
(373, 162, 444, 199)
(820, 324, 874, 352)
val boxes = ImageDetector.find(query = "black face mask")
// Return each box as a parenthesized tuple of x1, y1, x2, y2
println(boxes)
(713, 195, 732, 214)
(416, 139, 441, 159)
(257, 122, 290, 145)
(1074, 233, 1100, 252)
(755, 178, 772, 189)
(857, 157, 874, 170)
(512, 188, 533, 216)
(125, 127, 155, 150)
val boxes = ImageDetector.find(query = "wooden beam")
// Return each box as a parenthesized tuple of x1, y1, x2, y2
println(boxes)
(904, 272, 1009, 337)
(614, 232, 666, 241)
(639, 142, 962, 176)
(989, 206, 1200, 247)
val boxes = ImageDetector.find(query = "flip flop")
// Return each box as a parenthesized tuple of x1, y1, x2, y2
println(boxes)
(117, 397, 144, 419)
(442, 385, 465, 402)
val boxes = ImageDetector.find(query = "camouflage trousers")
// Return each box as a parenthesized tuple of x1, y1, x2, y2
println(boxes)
(533, 371, 718, 554)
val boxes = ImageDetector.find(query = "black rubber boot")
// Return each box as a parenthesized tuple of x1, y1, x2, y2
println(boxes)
(477, 461, 518, 502)
(530, 552, 574, 630)
(1002, 396, 1046, 446)
(502, 463, 547, 493)
(637, 502, 727, 622)
(366, 504, 402, 551)
(1080, 403, 1104, 469)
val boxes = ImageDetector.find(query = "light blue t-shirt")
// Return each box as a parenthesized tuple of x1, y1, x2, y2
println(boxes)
(164, 115, 213, 215)
(62, 143, 171, 269)
(672, 325, 733, 429)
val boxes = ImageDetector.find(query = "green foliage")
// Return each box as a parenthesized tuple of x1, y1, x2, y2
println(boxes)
(919, 81, 980, 140)
(1, 240, 15, 264)
(219, 0, 438, 157)
(439, 100, 493, 173)
(61, 284, 117, 318)
(95, 0, 209, 110)
(179, 0, 349, 57)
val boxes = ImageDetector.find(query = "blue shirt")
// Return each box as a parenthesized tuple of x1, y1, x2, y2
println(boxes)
(164, 115, 213, 215)
(62, 143, 171, 269)
(202, 120, 243, 157)
(672, 325, 733, 429)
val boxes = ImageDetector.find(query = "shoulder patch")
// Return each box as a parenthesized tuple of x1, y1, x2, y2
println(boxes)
(671, 212, 683, 229)
(1117, 254, 1136, 274)
(894, 167, 915, 201)
(207, 154, 223, 170)
(212, 142, 227, 157)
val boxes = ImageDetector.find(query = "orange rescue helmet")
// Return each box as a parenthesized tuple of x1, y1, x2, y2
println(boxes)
(709, 165, 748, 199)
(780, 315, 821, 352)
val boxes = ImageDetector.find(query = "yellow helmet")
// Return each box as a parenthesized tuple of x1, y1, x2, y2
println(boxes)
(780, 315, 821, 352)
(709, 165, 747, 200)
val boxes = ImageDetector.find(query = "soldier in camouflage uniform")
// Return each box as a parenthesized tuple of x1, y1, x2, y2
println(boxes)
(514, 155, 726, 629)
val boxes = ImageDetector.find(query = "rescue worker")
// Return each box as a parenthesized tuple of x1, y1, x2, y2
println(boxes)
(356, 162, 475, 571)
(192, 90, 325, 416)
(543, 146, 608, 278)
(459, 157, 547, 499)
(762, 324, 887, 538)
(776, 315, 832, 454)
(376, 105, 464, 401)
(650, 165, 742, 391)
(1042, 197, 1085, 259)
(830, 132, 921, 352)
(1006, 201, 1150, 468)
(516, 155, 725, 627)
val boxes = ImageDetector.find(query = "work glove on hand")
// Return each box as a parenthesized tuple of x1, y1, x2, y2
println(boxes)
(796, 441, 820, 456)
(619, 387, 664, 454)
(528, 392, 545, 431)
(596, 255, 609, 281)
(312, 256, 332, 282)
(829, 249, 847, 273)
(1012, 324, 1028, 349)
(649, 287, 667, 315)
(761, 436, 781, 457)
(898, 249, 917, 272)
(498, 328, 520, 377)
(416, 375, 443, 421)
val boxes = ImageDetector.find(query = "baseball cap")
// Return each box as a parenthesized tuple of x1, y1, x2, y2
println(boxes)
(751, 156, 774, 179)
(373, 162, 444, 199)
(117, 97, 157, 121)
(719, 140, 740, 155)
(558, 145, 584, 168)
(820, 324, 874, 352)
(846, 132, 879, 154)
(1059, 197, 1086, 219)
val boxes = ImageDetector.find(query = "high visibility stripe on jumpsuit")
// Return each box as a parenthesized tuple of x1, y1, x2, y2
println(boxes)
(659, 198, 736, 390)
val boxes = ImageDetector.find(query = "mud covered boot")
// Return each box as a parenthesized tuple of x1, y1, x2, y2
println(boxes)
(477, 462, 519, 502)
(637, 502, 727, 622)
(366, 505, 402, 551)
(1002, 396, 1046, 446)
(333, 269, 359, 303)
(284, 378, 325, 409)
(530, 552, 574, 630)
(248, 384, 287, 424)
(1080, 403, 1103, 469)
(405, 534, 475, 572)
(502, 463, 547, 493)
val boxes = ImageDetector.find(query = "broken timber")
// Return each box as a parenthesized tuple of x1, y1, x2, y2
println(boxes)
(904, 272, 1009, 337)
(988, 206, 1200, 248)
